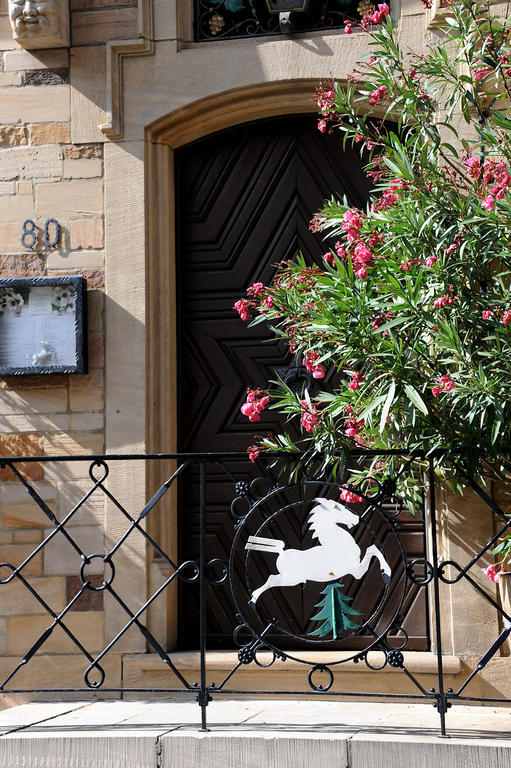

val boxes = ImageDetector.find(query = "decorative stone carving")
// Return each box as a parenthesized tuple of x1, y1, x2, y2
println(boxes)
(8, 0, 69, 49)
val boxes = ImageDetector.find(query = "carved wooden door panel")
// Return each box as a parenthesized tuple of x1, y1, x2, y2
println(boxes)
(175, 115, 429, 650)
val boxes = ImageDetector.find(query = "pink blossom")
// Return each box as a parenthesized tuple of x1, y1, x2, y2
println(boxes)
(348, 371, 365, 390)
(426, 255, 438, 267)
(247, 282, 265, 296)
(353, 242, 374, 265)
(482, 310, 492, 319)
(355, 267, 368, 279)
(502, 310, 511, 325)
(482, 194, 495, 211)
(323, 251, 336, 266)
(335, 241, 347, 259)
(312, 364, 326, 379)
(473, 67, 492, 81)
(303, 351, 319, 372)
(234, 299, 252, 321)
(247, 445, 261, 463)
(344, 21, 352, 34)
(371, 3, 390, 23)
(263, 295, 274, 309)
(317, 119, 327, 133)
(482, 565, 502, 583)
(399, 261, 411, 272)
(241, 403, 260, 422)
(431, 386, 442, 398)
(466, 157, 481, 178)
(369, 85, 387, 106)
(241, 389, 270, 422)
(433, 294, 455, 308)
(342, 209, 363, 242)
(300, 400, 320, 433)
(339, 486, 364, 504)
(444, 380, 455, 392)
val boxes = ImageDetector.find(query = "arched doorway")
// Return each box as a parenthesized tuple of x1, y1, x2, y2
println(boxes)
(174, 114, 428, 650)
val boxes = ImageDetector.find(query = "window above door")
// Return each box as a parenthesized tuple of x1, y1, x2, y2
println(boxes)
(194, 0, 375, 42)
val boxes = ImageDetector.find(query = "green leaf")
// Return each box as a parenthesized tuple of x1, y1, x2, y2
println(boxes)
(403, 384, 429, 415)
(380, 381, 396, 434)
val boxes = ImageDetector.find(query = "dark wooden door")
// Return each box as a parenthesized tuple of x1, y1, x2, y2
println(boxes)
(175, 115, 428, 650)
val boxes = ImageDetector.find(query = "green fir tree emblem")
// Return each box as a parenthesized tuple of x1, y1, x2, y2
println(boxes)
(309, 583, 363, 639)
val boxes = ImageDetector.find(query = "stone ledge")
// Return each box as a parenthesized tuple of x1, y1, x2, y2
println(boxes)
(123, 649, 462, 675)
(0, 700, 509, 768)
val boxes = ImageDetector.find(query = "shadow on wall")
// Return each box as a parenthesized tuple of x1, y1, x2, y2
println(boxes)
(103, 291, 145, 452)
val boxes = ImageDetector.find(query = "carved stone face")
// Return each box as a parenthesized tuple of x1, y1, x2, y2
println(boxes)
(8, 0, 65, 47)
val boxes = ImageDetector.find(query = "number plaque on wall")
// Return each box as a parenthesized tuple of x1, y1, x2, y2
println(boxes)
(0, 275, 87, 375)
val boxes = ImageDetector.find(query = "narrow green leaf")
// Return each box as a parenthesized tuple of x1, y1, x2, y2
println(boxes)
(403, 384, 429, 415)
(380, 381, 396, 434)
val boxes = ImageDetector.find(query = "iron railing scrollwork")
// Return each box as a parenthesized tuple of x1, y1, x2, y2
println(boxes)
(0, 450, 509, 736)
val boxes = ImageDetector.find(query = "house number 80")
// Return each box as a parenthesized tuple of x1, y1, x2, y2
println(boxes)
(21, 219, 60, 249)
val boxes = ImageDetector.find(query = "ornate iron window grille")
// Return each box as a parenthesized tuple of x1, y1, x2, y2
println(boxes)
(194, 0, 376, 42)
(0, 448, 509, 736)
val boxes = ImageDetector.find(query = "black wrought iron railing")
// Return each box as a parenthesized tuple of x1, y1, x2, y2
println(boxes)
(0, 450, 510, 736)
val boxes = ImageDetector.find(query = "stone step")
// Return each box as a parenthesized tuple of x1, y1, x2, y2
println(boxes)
(0, 699, 509, 767)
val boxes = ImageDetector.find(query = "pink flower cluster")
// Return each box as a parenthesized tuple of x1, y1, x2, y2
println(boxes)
(482, 565, 502, 583)
(473, 66, 492, 81)
(335, 241, 348, 259)
(247, 282, 265, 297)
(369, 85, 387, 107)
(465, 156, 511, 211)
(360, 2, 389, 29)
(348, 371, 365, 391)
(315, 83, 336, 133)
(240, 388, 270, 422)
(503, 310, 511, 325)
(344, 414, 365, 438)
(339, 209, 385, 279)
(234, 299, 252, 321)
(433, 288, 458, 308)
(303, 350, 326, 379)
(431, 372, 455, 398)
(247, 444, 261, 463)
(300, 400, 321, 433)
(339, 485, 364, 504)
(342, 209, 363, 243)
(353, 241, 375, 278)
(371, 2, 390, 23)
(371, 188, 400, 213)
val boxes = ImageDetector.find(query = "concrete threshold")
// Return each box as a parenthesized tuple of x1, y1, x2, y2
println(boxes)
(0, 699, 509, 767)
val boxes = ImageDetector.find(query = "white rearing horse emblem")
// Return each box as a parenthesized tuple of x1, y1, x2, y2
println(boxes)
(246, 497, 391, 605)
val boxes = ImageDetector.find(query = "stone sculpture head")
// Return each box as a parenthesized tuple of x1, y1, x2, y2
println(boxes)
(8, 0, 69, 49)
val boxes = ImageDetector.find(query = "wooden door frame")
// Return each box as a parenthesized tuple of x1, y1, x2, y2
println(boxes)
(145, 80, 319, 647)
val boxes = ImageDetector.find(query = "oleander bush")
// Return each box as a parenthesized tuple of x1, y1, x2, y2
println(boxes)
(235, 0, 511, 561)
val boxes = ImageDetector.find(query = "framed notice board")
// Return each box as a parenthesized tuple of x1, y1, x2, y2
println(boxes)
(0, 275, 87, 375)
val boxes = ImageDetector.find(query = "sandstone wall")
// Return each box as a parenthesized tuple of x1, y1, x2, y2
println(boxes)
(0, 0, 142, 700)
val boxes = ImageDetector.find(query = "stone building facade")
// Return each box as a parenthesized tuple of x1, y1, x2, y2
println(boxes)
(0, 0, 509, 704)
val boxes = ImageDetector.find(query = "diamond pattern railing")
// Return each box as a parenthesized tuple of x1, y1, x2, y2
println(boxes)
(0, 450, 510, 735)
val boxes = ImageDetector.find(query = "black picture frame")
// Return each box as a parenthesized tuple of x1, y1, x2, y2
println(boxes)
(0, 275, 88, 376)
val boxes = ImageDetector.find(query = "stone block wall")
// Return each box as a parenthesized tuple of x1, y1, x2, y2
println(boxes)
(0, 0, 142, 696)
